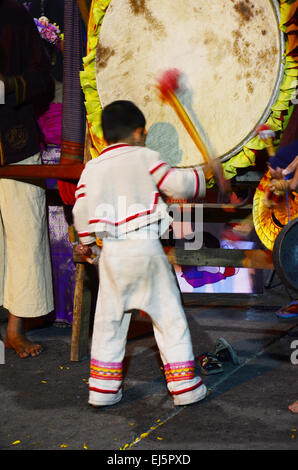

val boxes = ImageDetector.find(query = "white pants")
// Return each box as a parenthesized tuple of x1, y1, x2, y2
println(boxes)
(89, 238, 203, 406)
(0, 153, 54, 317)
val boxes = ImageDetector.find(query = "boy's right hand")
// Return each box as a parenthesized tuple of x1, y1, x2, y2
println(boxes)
(202, 163, 214, 180)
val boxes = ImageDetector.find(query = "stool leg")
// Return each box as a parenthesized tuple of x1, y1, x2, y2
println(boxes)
(71, 263, 91, 361)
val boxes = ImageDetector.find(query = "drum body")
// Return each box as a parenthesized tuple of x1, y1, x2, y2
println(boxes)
(95, 0, 283, 167)
(253, 170, 298, 251)
(273, 218, 298, 292)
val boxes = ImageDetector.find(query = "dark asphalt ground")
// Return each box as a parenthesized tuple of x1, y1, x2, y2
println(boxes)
(1, 298, 298, 457)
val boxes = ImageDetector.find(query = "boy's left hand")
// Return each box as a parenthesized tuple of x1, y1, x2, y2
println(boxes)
(75, 243, 101, 264)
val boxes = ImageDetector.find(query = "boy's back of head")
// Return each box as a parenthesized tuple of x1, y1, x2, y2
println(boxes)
(101, 100, 146, 144)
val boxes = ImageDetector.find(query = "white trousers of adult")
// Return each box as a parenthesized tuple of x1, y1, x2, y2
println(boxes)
(89, 237, 204, 406)
(0, 153, 54, 317)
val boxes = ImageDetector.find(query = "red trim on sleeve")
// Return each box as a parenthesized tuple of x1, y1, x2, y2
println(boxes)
(149, 161, 167, 174)
(193, 169, 199, 200)
(157, 169, 174, 189)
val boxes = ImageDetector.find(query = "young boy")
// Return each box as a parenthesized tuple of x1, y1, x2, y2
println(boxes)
(73, 100, 208, 407)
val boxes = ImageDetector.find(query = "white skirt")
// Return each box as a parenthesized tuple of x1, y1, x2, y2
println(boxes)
(0, 153, 53, 317)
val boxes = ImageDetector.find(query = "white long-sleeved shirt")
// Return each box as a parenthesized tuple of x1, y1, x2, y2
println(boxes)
(72, 143, 206, 244)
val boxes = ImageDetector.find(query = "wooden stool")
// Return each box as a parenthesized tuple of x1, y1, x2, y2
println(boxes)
(69, 226, 95, 361)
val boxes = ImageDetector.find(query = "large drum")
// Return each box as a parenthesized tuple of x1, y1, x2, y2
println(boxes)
(95, 0, 283, 167)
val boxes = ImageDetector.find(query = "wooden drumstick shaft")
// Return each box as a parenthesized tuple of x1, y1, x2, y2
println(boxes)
(265, 138, 275, 157)
(164, 90, 230, 194)
(157, 68, 230, 194)
(166, 90, 212, 165)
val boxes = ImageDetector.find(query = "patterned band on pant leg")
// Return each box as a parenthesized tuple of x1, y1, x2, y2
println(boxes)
(164, 361, 195, 383)
(89, 359, 123, 394)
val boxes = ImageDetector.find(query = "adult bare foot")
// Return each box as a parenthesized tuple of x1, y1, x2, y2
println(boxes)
(4, 312, 43, 358)
(288, 401, 298, 413)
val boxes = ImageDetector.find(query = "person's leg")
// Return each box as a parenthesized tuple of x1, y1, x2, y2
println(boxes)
(144, 249, 207, 405)
(88, 248, 131, 406)
(5, 312, 42, 358)
(0, 154, 53, 357)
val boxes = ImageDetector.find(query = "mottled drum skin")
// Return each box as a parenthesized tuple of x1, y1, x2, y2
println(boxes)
(95, 0, 282, 166)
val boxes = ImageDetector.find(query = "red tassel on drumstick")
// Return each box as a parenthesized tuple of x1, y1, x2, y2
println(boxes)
(156, 68, 230, 195)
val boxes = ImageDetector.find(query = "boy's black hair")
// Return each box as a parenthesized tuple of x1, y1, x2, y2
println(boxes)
(101, 100, 146, 143)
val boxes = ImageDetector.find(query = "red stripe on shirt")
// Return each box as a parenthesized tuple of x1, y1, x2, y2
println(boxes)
(99, 144, 131, 156)
(76, 193, 86, 200)
(76, 183, 85, 191)
(89, 192, 160, 226)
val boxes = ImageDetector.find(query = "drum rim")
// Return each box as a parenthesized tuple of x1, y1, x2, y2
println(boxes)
(97, 0, 285, 163)
(273, 217, 298, 292)
(220, 0, 284, 162)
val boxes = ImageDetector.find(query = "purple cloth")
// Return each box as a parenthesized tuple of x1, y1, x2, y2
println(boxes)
(42, 145, 76, 324)
(180, 266, 236, 288)
(39, 103, 76, 324)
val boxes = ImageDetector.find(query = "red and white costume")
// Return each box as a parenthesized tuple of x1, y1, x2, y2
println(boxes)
(73, 144, 207, 406)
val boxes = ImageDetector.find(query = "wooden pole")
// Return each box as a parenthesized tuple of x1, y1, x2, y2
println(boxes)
(0, 164, 84, 180)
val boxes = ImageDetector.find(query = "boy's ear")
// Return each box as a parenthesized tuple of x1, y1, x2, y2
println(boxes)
(133, 127, 144, 138)
(132, 127, 146, 144)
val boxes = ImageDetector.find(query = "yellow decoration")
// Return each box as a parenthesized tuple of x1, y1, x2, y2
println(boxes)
(253, 171, 298, 251)
(80, 0, 112, 158)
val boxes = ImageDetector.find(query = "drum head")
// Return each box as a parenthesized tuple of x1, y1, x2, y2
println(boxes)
(96, 0, 282, 166)
(273, 218, 298, 292)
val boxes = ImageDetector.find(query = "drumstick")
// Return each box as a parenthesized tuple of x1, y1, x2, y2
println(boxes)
(156, 68, 230, 195)
(157, 69, 212, 164)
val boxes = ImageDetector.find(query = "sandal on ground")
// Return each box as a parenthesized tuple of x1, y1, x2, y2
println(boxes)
(275, 300, 298, 319)
(215, 337, 240, 365)
(198, 352, 224, 375)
